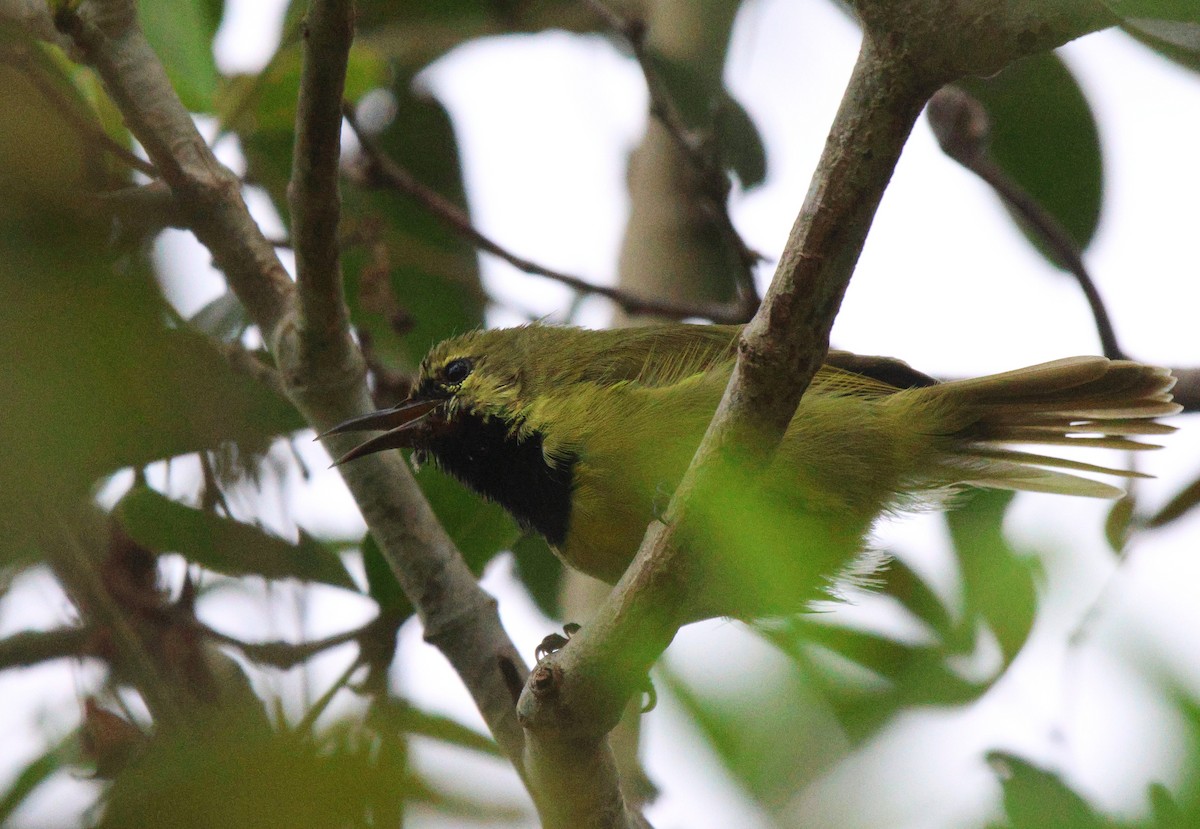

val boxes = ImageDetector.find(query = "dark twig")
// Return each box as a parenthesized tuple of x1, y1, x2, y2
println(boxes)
(198, 451, 232, 518)
(0, 626, 94, 671)
(927, 86, 1125, 360)
(289, 0, 356, 372)
(201, 619, 376, 671)
(1168, 367, 1200, 413)
(294, 653, 362, 734)
(583, 0, 762, 310)
(217, 341, 287, 398)
(343, 103, 751, 325)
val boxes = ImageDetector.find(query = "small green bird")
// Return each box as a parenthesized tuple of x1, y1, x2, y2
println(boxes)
(328, 324, 1178, 620)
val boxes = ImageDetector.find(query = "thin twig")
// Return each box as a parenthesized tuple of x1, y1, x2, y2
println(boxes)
(583, 0, 762, 309)
(290, 0, 356, 371)
(926, 86, 1125, 360)
(198, 451, 232, 518)
(0, 626, 94, 671)
(217, 341, 287, 397)
(200, 618, 374, 670)
(294, 654, 363, 734)
(343, 103, 751, 325)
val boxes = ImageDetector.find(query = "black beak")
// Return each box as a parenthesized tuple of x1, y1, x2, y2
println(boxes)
(322, 398, 444, 466)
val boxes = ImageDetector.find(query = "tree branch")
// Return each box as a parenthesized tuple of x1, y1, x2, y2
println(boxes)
(56, 1, 295, 342)
(926, 85, 1124, 360)
(56, 2, 574, 821)
(585, 0, 762, 311)
(343, 104, 749, 325)
(289, 0, 356, 374)
(0, 626, 93, 671)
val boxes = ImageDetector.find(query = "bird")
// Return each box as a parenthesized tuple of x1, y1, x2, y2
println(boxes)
(326, 324, 1179, 621)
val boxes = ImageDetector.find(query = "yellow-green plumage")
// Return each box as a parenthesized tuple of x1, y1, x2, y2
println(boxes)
(336, 324, 1178, 620)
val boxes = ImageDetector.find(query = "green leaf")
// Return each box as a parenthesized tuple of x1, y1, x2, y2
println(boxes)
(1122, 20, 1200, 74)
(511, 533, 563, 619)
(960, 52, 1103, 260)
(0, 736, 74, 824)
(346, 0, 604, 72)
(988, 752, 1109, 829)
(1148, 474, 1200, 528)
(715, 90, 768, 189)
(1103, 0, 1200, 24)
(659, 664, 838, 810)
(946, 490, 1037, 664)
(373, 697, 500, 757)
(413, 465, 520, 573)
(876, 556, 957, 641)
(116, 486, 356, 589)
(361, 534, 413, 617)
(220, 42, 388, 207)
(1104, 494, 1135, 553)
(137, 0, 221, 112)
(99, 721, 406, 829)
(339, 83, 488, 371)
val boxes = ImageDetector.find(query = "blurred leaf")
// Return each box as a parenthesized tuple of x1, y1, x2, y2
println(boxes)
(1103, 0, 1200, 26)
(1122, 20, 1200, 73)
(361, 533, 413, 618)
(1147, 474, 1200, 528)
(716, 90, 767, 189)
(1149, 783, 1192, 829)
(1, 100, 299, 563)
(99, 721, 400, 829)
(643, 48, 768, 189)
(987, 752, 1111, 829)
(340, 84, 488, 371)
(0, 33, 116, 223)
(189, 290, 250, 342)
(659, 664, 840, 810)
(511, 533, 563, 619)
(374, 697, 500, 757)
(0, 735, 74, 824)
(137, 0, 222, 112)
(345, 0, 603, 72)
(220, 42, 388, 206)
(946, 490, 1037, 662)
(876, 555, 957, 641)
(960, 52, 1103, 260)
(793, 621, 983, 703)
(1105, 494, 1135, 552)
(116, 486, 356, 589)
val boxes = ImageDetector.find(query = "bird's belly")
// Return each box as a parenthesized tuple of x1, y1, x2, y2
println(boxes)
(555, 477, 651, 584)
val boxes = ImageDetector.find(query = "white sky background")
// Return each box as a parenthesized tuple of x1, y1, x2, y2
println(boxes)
(2, 1, 1200, 828)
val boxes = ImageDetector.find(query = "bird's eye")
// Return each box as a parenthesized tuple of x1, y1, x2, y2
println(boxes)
(443, 358, 472, 385)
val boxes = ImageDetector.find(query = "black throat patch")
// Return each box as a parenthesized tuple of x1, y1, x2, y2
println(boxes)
(424, 410, 575, 547)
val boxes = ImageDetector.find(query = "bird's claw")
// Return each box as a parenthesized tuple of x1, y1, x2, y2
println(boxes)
(535, 622, 581, 662)
(533, 623, 656, 713)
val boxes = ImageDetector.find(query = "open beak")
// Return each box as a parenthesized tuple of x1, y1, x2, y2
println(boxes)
(323, 398, 444, 466)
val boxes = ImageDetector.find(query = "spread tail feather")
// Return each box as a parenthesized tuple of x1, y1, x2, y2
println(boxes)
(923, 357, 1180, 498)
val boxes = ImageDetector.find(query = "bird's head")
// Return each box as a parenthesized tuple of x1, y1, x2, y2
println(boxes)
(325, 323, 741, 465)
(324, 328, 538, 465)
